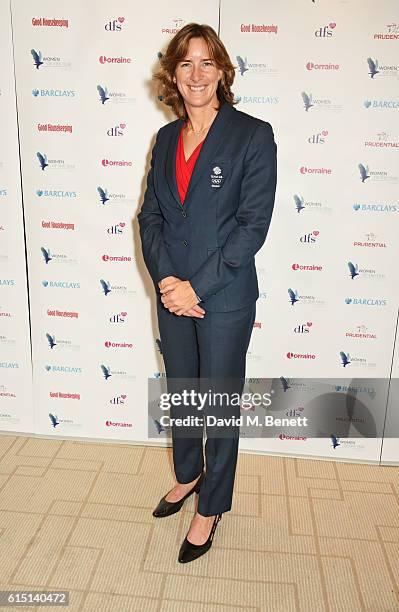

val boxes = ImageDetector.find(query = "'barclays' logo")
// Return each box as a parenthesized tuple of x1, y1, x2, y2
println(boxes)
(363, 98, 399, 109)
(345, 297, 387, 306)
(352, 202, 399, 213)
(32, 88, 76, 98)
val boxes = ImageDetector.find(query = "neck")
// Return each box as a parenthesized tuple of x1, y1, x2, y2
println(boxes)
(185, 98, 221, 133)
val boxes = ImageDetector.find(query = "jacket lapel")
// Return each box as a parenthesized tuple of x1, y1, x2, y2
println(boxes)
(165, 118, 184, 208)
(165, 102, 235, 210)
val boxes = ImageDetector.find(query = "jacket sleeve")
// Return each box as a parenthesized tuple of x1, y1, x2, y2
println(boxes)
(137, 130, 178, 285)
(188, 122, 277, 302)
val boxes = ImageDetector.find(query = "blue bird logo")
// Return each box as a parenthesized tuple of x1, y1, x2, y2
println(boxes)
(97, 85, 109, 105)
(236, 55, 249, 76)
(97, 186, 109, 205)
(367, 58, 379, 78)
(100, 278, 111, 296)
(288, 288, 299, 305)
(31, 49, 43, 69)
(101, 364, 111, 380)
(330, 434, 340, 449)
(153, 418, 165, 434)
(294, 195, 305, 213)
(358, 163, 370, 183)
(41, 247, 52, 264)
(348, 261, 359, 279)
(340, 351, 350, 367)
(46, 333, 56, 349)
(49, 413, 60, 428)
(37, 152, 48, 170)
(280, 376, 291, 392)
(301, 91, 314, 111)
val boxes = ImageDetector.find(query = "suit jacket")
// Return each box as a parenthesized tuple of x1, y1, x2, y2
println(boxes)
(137, 101, 277, 312)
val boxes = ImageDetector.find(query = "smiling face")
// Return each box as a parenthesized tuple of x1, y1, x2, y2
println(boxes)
(173, 37, 223, 112)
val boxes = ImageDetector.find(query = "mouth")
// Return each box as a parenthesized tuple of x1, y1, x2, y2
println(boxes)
(187, 85, 207, 92)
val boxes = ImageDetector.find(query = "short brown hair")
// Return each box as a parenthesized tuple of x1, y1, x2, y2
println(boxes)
(154, 23, 237, 120)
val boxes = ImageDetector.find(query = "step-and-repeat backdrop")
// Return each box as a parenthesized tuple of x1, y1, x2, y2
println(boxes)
(0, 0, 33, 429)
(1, 0, 398, 464)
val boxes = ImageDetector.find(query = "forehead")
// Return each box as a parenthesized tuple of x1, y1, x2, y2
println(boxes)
(182, 36, 212, 58)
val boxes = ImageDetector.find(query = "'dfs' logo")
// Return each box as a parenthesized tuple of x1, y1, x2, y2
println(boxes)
(107, 222, 125, 235)
(105, 16, 125, 31)
(314, 22, 336, 37)
(109, 311, 127, 323)
(308, 130, 328, 144)
(107, 123, 126, 137)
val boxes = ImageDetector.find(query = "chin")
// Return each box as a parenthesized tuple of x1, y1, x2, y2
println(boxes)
(183, 93, 216, 107)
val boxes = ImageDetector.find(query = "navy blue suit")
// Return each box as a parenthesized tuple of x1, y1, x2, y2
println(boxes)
(138, 101, 277, 515)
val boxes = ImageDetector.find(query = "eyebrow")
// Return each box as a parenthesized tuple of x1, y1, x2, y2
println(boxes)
(179, 58, 214, 62)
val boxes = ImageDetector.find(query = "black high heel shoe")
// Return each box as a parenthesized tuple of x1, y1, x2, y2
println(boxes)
(178, 513, 222, 563)
(152, 471, 204, 518)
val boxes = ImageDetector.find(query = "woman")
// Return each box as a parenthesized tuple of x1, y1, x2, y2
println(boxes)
(138, 23, 277, 563)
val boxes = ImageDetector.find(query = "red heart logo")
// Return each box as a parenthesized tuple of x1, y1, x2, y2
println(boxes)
(118, 17, 125, 23)
(329, 22, 336, 29)
(119, 222, 125, 227)
(121, 394, 127, 399)
(121, 312, 127, 316)
(120, 123, 126, 129)
(322, 130, 328, 136)
(313, 230, 319, 236)
(307, 322, 312, 327)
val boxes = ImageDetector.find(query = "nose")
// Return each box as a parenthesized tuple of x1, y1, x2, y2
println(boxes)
(190, 63, 203, 81)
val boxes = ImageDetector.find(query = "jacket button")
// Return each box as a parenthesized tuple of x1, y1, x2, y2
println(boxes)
(182, 210, 187, 217)
(182, 240, 188, 246)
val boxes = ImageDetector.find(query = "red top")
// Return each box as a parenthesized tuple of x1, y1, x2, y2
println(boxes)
(176, 122, 205, 205)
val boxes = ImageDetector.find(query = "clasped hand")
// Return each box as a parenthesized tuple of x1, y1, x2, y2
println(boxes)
(158, 276, 205, 318)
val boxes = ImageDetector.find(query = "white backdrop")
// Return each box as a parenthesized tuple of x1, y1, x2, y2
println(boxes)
(1, 0, 398, 464)
(0, 0, 33, 429)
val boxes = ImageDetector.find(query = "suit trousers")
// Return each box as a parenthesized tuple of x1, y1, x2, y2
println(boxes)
(156, 295, 256, 516)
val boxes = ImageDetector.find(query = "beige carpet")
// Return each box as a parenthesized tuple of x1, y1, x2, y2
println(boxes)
(0, 434, 398, 611)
